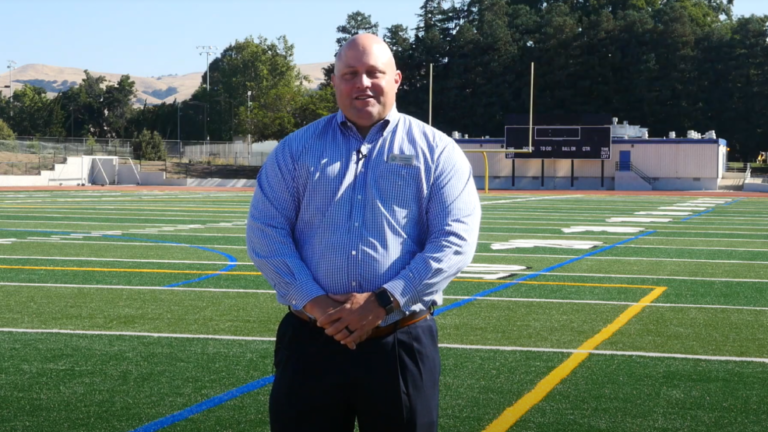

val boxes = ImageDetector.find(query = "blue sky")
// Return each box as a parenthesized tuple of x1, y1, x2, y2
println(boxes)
(4, 0, 767, 77)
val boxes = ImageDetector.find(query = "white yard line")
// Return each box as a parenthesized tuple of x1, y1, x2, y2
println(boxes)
(473, 252, 768, 265)
(624, 245, 768, 252)
(0, 282, 272, 293)
(0, 255, 252, 265)
(480, 232, 768, 243)
(0, 213, 234, 222)
(2, 328, 766, 364)
(11, 239, 247, 249)
(438, 344, 768, 364)
(443, 295, 768, 311)
(516, 272, 768, 283)
(0, 219, 244, 227)
(0, 328, 276, 341)
(482, 195, 583, 205)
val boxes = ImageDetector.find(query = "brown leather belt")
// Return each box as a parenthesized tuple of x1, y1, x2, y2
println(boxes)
(291, 308, 431, 339)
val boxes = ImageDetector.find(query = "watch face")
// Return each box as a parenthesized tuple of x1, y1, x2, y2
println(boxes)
(375, 289, 394, 314)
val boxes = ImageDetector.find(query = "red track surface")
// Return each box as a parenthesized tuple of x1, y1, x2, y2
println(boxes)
(0, 185, 765, 197)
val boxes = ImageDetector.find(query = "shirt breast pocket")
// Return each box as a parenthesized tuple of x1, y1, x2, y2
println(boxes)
(374, 164, 424, 226)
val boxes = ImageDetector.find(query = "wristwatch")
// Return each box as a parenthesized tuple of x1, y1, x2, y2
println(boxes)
(373, 288, 397, 316)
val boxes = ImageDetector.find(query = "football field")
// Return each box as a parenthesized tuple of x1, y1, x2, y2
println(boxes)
(1, 190, 767, 431)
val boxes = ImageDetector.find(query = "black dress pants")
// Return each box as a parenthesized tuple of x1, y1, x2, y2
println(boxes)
(269, 311, 440, 432)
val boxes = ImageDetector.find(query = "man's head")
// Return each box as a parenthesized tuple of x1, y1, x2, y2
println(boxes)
(332, 34, 402, 136)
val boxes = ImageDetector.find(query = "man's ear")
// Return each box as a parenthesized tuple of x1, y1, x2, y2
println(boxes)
(330, 74, 337, 89)
(393, 70, 402, 90)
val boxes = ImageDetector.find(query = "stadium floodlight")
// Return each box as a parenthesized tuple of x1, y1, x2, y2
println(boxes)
(196, 46, 218, 91)
(6, 60, 16, 94)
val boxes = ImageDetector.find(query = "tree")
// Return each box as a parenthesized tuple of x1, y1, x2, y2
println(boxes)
(322, 11, 382, 87)
(103, 75, 137, 138)
(197, 35, 318, 141)
(134, 129, 167, 161)
(0, 119, 15, 141)
(335, 11, 379, 49)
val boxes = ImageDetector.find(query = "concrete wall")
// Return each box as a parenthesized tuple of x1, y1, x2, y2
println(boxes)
(615, 171, 652, 191)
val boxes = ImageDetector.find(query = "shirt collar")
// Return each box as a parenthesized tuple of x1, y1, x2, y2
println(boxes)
(335, 105, 401, 137)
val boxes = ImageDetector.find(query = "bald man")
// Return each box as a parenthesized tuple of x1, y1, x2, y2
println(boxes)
(247, 34, 481, 432)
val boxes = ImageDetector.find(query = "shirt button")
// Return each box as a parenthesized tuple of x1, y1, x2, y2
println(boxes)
(351, 282, 356, 286)
(354, 222, 359, 227)
(357, 195, 362, 199)
(351, 251, 356, 255)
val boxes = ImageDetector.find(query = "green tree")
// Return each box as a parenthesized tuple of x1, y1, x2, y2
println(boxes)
(335, 11, 379, 49)
(0, 119, 15, 141)
(322, 11, 382, 87)
(103, 75, 137, 138)
(198, 35, 323, 142)
(134, 129, 167, 161)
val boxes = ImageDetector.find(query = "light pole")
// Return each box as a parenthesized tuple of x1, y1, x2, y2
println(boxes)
(196, 46, 218, 91)
(7, 60, 16, 116)
(247, 90, 252, 145)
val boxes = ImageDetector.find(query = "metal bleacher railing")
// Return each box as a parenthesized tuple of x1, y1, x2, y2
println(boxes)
(615, 161, 657, 185)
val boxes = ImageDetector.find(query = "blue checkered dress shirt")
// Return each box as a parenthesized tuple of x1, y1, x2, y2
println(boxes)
(246, 107, 481, 325)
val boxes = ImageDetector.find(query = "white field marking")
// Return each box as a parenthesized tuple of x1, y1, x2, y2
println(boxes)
(12, 239, 248, 249)
(514, 272, 768, 283)
(607, 217, 673, 223)
(658, 207, 709, 211)
(27, 237, 59, 241)
(458, 264, 530, 280)
(3, 328, 765, 363)
(681, 203, 717, 207)
(480, 232, 768, 241)
(442, 295, 768, 311)
(562, 226, 645, 233)
(438, 344, 768, 364)
(0, 255, 253, 265)
(480, 216, 768, 224)
(482, 212, 768, 221)
(490, 240, 604, 250)
(624, 245, 768, 252)
(0, 328, 277, 341)
(0, 282, 271, 293)
(0, 209, 247, 217)
(481, 195, 583, 205)
(473, 252, 768, 265)
(119, 232, 244, 237)
(635, 212, 691, 216)
(0, 212, 236, 222)
(0, 219, 244, 227)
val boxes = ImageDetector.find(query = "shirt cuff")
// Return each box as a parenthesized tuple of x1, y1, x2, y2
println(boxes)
(284, 280, 326, 310)
(382, 278, 420, 312)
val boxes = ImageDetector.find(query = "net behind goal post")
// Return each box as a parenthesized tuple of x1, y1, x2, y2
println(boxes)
(82, 156, 141, 185)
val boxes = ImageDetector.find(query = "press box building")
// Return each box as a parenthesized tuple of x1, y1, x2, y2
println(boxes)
(456, 120, 729, 191)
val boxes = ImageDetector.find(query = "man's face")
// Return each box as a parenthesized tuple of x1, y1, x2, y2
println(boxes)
(331, 43, 401, 134)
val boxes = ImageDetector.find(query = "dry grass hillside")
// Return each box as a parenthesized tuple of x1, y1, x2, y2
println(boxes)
(0, 61, 332, 106)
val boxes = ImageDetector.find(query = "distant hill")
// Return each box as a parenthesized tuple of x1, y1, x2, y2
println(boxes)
(0, 61, 331, 106)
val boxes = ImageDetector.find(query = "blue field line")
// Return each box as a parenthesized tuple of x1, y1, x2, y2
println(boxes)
(127, 229, 660, 431)
(722, 198, 745, 206)
(433, 229, 657, 316)
(129, 375, 275, 432)
(101, 235, 239, 287)
(680, 208, 714, 222)
(0, 229, 239, 287)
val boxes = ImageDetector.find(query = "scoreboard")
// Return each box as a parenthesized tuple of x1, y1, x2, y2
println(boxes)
(504, 126, 612, 160)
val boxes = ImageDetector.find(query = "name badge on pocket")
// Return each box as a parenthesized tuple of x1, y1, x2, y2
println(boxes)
(388, 154, 416, 166)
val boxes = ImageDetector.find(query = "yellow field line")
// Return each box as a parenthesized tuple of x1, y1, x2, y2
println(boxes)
(482, 286, 667, 432)
(0, 205, 248, 212)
